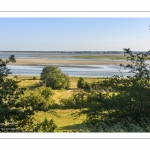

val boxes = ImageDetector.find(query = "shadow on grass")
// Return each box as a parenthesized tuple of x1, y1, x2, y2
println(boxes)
(58, 122, 90, 132)
(58, 118, 150, 132)
(29, 83, 41, 90)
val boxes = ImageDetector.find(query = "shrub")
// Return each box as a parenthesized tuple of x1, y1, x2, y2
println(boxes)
(33, 76, 37, 80)
(77, 77, 90, 89)
(60, 92, 89, 108)
(40, 66, 70, 89)
(34, 118, 57, 132)
(17, 87, 55, 111)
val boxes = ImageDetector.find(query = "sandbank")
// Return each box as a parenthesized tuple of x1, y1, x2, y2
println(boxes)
(9, 58, 130, 66)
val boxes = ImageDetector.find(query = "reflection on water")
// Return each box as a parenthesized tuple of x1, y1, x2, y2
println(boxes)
(7, 64, 131, 77)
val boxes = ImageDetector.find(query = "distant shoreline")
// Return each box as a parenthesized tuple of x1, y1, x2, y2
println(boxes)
(0, 50, 124, 54)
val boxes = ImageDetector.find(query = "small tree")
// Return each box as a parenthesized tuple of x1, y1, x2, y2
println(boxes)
(40, 66, 70, 89)
(77, 77, 90, 89)
(33, 76, 37, 80)
(0, 56, 58, 132)
(0, 55, 34, 132)
(20, 87, 54, 111)
(77, 77, 85, 88)
(34, 118, 57, 132)
(41, 87, 53, 100)
(119, 48, 150, 120)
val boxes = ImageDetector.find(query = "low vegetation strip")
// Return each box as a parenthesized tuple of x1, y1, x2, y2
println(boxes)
(74, 55, 125, 59)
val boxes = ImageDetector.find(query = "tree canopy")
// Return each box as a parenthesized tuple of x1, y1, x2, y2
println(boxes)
(77, 77, 90, 89)
(0, 55, 33, 131)
(0, 56, 57, 132)
(83, 49, 150, 125)
(40, 66, 70, 89)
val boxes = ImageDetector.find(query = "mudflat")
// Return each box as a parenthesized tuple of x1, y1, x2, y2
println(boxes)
(9, 58, 129, 66)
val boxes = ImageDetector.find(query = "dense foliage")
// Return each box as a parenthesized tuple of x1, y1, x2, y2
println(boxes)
(0, 56, 57, 132)
(81, 48, 150, 130)
(17, 87, 55, 111)
(40, 66, 70, 89)
(77, 77, 90, 89)
(60, 91, 88, 108)
(34, 117, 57, 132)
(0, 55, 33, 131)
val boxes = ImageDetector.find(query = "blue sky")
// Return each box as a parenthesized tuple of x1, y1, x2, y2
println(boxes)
(0, 18, 149, 51)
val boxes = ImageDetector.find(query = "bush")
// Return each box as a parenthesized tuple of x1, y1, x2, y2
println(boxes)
(60, 92, 89, 108)
(40, 66, 70, 89)
(33, 76, 37, 80)
(34, 118, 57, 132)
(18, 117, 57, 132)
(17, 87, 55, 111)
(77, 77, 90, 89)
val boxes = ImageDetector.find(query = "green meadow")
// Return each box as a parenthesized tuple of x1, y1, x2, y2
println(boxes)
(10, 76, 99, 132)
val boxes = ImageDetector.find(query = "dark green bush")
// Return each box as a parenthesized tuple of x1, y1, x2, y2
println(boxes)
(77, 77, 90, 90)
(83, 49, 150, 124)
(34, 118, 57, 132)
(40, 66, 70, 89)
(60, 92, 89, 108)
(33, 76, 37, 80)
(17, 87, 55, 111)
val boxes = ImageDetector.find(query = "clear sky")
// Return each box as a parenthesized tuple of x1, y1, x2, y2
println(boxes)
(0, 18, 149, 51)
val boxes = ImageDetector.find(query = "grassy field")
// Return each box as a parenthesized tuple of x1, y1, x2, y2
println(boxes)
(8, 75, 112, 132)
(9, 75, 98, 132)
(34, 109, 86, 132)
(14, 75, 102, 89)
(16, 75, 101, 102)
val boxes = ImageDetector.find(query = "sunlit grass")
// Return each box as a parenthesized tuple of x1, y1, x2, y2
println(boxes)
(33, 109, 86, 132)
(53, 90, 75, 104)
(9, 75, 115, 132)
(18, 79, 41, 89)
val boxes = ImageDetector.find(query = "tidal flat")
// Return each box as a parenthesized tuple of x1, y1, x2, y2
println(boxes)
(1, 52, 131, 77)
(1, 52, 128, 66)
(10, 58, 128, 66)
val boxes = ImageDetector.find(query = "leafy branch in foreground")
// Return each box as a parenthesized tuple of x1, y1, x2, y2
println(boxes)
(0, 56, 57, 132)
(82, 48, 150, 125)
(0, 55, 34, 131)
(121, 48, 150, 78)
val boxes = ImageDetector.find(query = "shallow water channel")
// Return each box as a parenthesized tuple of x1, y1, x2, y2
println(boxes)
(7, 64, 131, 77)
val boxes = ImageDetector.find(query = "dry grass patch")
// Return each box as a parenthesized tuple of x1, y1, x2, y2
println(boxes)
(53, 90, 75, 104)
(18, 79, 40, 89)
